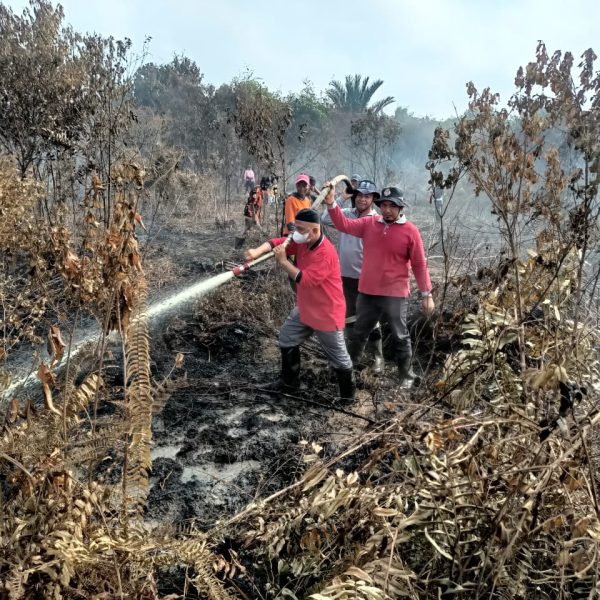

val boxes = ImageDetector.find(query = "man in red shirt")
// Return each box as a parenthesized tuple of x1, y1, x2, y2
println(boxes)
(245, 208, 355, 402)
(323, 185, 434, 388)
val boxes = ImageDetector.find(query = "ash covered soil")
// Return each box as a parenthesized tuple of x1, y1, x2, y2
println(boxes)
(139, 220, 454, 530)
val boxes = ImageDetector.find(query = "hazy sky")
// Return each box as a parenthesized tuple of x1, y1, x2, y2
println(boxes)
(6, 0, 600, 118)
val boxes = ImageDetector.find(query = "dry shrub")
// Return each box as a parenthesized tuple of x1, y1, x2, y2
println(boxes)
(0, 161, 238, 599)
(216, 242, 600, 599)
(3, 40, 600, 600)
(147, 168, 241, 230)
(228, 407, 599, 599)
(0, 157, 56, 358)
(209, 45, 600, 599)
(195, 267, 295, 332)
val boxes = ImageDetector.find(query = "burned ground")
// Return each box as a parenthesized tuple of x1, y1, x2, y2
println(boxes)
(139, 224, 454, 535)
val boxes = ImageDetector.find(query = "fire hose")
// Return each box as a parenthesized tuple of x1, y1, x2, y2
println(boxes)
(231, 174, 352, 276)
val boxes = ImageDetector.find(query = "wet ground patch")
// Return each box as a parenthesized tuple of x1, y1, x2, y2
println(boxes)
(146, 268, 345, 528)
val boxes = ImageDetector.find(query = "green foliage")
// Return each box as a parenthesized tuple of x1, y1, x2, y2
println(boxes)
(326, 74, 395, 114)
(230, 76, 292, 174)
(134, 54, 205, 109)
(134, 56, 219, 168)
(289, 82, 330, 137)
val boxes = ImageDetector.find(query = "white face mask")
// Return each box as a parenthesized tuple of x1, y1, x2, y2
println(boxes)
(292, 230, 310, 244)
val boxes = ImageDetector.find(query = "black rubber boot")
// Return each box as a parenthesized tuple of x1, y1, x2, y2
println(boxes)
(347, 338, 366, 370)
(265, 346, 301, 392)
(335, 367, 356, 404)
(366, 337, 384, 375)
(397, 351, 415, 389)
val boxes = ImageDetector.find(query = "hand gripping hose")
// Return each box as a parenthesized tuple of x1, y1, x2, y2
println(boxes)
(231, 174, 352, 276)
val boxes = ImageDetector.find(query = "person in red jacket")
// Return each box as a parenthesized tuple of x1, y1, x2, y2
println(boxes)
(245, 208, 355, 402)
(323, 185, 434, 388)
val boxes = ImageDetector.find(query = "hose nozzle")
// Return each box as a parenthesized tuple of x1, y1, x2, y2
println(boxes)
(232, 262, 249, 277)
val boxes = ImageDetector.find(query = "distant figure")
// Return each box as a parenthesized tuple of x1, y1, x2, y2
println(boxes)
(337, 173, 361, 209)
(243, 166, 256, 193)
(430, 185, 444, 219)
(260, 175, 272, 208)
(261, 175, 278, 206)
(243, 187, 263, 233)
(260, 175, 271, 191)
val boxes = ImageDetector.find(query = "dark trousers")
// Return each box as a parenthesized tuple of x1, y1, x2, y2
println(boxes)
(288, 255, 297, 292)
(342, 277, 381, 341)
(350, 293, 410, 358)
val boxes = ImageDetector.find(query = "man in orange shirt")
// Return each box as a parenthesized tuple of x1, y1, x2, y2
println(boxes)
(283, 173, 312, 235)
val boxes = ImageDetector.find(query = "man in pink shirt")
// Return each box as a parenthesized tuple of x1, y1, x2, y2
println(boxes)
(323, 185, 434, 388)
(245, 208, 355, 402)
(243, 166, 255, 192)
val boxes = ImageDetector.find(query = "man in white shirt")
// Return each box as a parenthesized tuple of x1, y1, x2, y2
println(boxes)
(322, 179, 383, 373)
(243, 166, 255, 193)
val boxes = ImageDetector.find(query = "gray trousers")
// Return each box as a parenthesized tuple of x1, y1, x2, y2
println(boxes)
(279, 307, 352, 370)
(350, 293, 411, 358)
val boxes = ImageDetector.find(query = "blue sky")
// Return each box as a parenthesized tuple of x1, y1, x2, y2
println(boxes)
(6, 0, 600, 118)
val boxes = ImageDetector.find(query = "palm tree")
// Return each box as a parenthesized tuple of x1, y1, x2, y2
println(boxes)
(326, 74, 395, 114)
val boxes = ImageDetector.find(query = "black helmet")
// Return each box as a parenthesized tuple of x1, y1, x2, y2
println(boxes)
(353, 179, 380, 200)
(375, 186, 408, 208)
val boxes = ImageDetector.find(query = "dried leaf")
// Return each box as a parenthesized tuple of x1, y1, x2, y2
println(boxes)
(37, 362, 60, 415)
(47, 324, 66, 367)
(424, 528, 453, 560)
(134, 212, 147, 231)
(425, 431, 443, 452)
(5, 397, 20, 425)
(345, 566, 373, 583)
(64, 250, 81, 276)
(0, 369, 11, 392)
(311, 442, 323, 455)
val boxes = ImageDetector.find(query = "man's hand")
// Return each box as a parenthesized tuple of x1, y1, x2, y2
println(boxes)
(421, 295, 435, 316)
(273, 244, 288, 264)
(322, 183, 336, 206)
(245, 248, 259, 261)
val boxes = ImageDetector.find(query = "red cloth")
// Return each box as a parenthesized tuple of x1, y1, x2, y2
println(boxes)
(244, 188, 263, 218)
(327, 204, 432, 297)
(270, 236, 346, 331)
